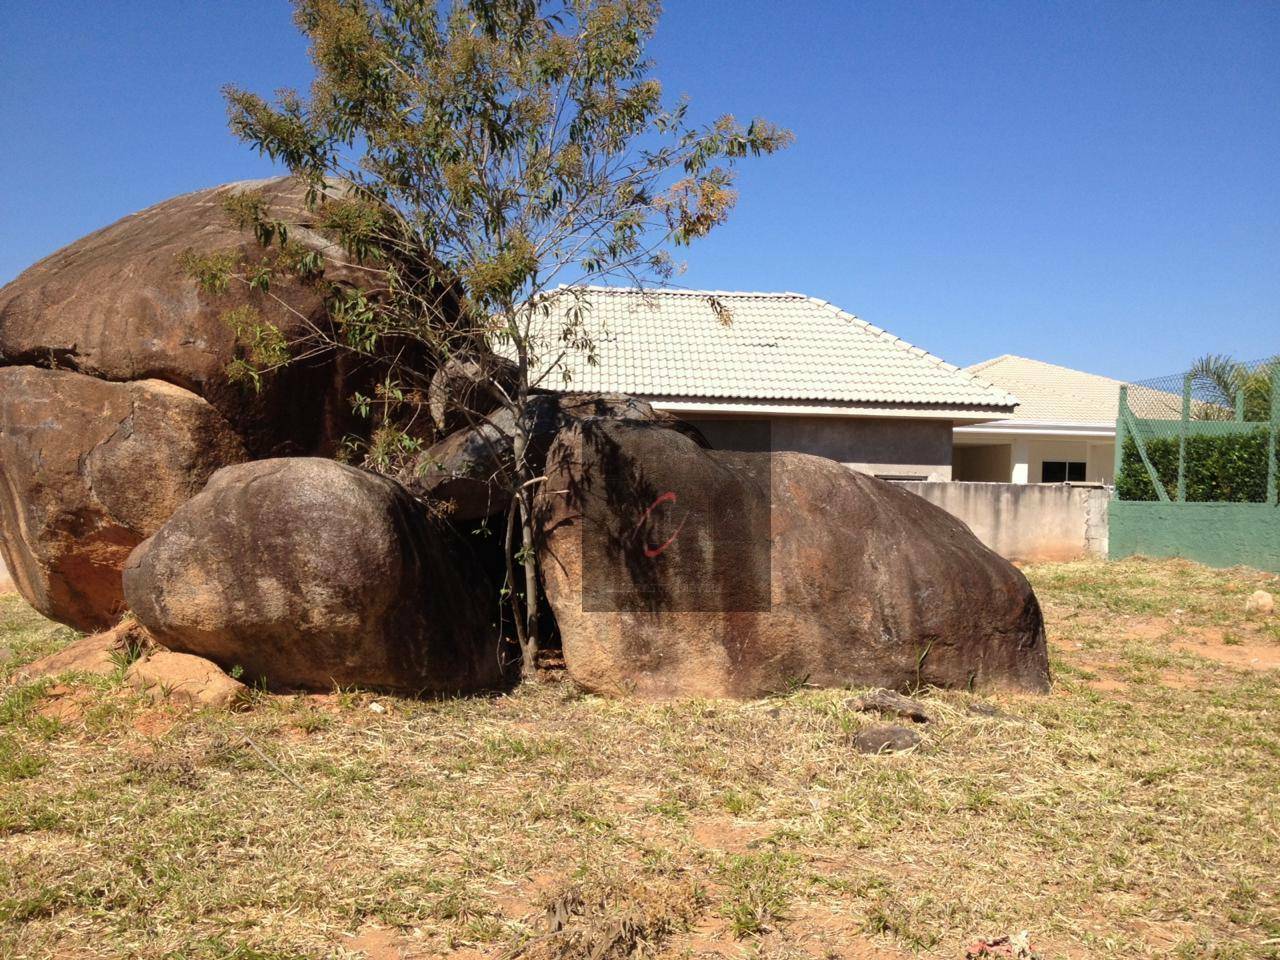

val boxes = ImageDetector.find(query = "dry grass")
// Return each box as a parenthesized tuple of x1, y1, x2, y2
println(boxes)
(1, 557, 1278, 960)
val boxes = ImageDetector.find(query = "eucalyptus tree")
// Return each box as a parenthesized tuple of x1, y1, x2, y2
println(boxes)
(193, 0, 790, 675)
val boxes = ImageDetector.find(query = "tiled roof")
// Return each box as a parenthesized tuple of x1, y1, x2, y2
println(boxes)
(517, 287, 1017, 411)
(965, 354, 1124, 424)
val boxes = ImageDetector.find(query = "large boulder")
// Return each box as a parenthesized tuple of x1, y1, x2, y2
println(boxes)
(0, 366, 247, 631)
(0, 177, 372, 457)
(410, 393, 708, 520)
(122, 458, 505, 694)
(536, 420, 1050, 698)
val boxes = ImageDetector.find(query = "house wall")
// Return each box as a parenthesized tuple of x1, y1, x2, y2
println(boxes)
(953, 444, 1012, 482)
(685, 415, 954, 480)
(1086, 442, 1115, 484)
(900, 481, 1110, 562)
(1020, 438, 1114, 484)
(955, 436, 1115, 485)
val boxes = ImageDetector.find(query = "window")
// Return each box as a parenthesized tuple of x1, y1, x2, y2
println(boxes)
(1041, 461, 1085, 483)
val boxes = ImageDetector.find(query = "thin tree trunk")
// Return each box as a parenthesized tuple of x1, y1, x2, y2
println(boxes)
(512, 332, 540, 678)
(518, 485, 540, 678)
(504, 497, 527, 667)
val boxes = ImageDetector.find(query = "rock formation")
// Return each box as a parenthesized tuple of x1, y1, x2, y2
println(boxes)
(536, 420, 1051, 698)
(0, 366, 247, 631)
(0, 178, 400, 629)
(0, 177, 367, 458)
(0, 180, 1055, 702)
(427, 354, 521, 435)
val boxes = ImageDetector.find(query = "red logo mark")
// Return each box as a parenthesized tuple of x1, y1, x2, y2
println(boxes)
(633, 491, 687, 558)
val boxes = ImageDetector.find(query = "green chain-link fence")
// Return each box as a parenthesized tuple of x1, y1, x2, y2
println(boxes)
(1114, 356, 1280, 505)
(1110, 356, 1280, 573)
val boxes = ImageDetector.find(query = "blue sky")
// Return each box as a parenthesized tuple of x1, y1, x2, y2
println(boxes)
(2, 1, 1276, 380)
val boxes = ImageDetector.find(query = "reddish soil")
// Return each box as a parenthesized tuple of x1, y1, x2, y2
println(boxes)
(691, 818, 771, 854)
(1172, 638, 1280, 671)
(342, 924, 432, 959)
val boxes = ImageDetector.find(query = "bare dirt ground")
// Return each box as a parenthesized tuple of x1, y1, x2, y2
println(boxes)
(1, 557, 1277, 960)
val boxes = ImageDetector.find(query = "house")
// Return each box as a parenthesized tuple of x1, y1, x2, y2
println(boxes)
(954, 355, 1122, 484)
(523, 287, 1017, 480)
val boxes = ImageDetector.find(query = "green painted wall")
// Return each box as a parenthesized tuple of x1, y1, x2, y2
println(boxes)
(1110, 501, 1280, 573)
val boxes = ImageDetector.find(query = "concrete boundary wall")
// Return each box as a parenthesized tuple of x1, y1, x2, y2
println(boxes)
(1110, 501, 1280, 573)
(898, 481, 1109, 563)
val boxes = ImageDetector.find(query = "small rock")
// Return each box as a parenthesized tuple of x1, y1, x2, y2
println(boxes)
(368, 702, 387, 714)
(853, 724, 921, 755)
(12, 620, 152, 682)
(851, 688, 932, 723)
(127, 651, 247, 710)
(967, 702, 1004, 718)
(1245, 590, 1274, 618)
(16, 635, 120, 681)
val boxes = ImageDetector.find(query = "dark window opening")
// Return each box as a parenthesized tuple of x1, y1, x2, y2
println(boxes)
(1041, 461, 1086, 483)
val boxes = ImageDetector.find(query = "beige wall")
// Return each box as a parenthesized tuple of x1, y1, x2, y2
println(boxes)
(1085, 442, 1115, 484)
(953, 444, 1012, 482)
(686, 415, 953, 481)
(900, 480, 1109, 562)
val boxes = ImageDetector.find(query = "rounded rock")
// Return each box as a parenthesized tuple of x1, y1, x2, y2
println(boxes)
(1245, 590, 1274, 618)
(536, 420, 1051, 699)
(0, 177, 370, 457)
(853, 725, 922, 755)
(123, 457, 505, 694)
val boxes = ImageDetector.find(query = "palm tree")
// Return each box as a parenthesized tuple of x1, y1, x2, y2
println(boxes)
(1187, 354, 1277, 422)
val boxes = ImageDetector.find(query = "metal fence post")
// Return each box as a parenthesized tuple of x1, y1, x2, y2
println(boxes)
(1269, 365, 1279, 507)
(1114, 385, 1128, 497)
(1177, 374, 1191, 503)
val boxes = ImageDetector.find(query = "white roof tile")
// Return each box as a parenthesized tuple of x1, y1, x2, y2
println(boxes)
(964, 354, 1124, 424)
(516, 287, 1017, 411)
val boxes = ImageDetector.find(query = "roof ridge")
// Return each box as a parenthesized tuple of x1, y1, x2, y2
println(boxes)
(803, 297, 1019, 408)
(958, 356, 1022, 401)
(971, 353, 1128, 386)
(964, 354, 1016, 374)
(555, 284, 805, 299)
